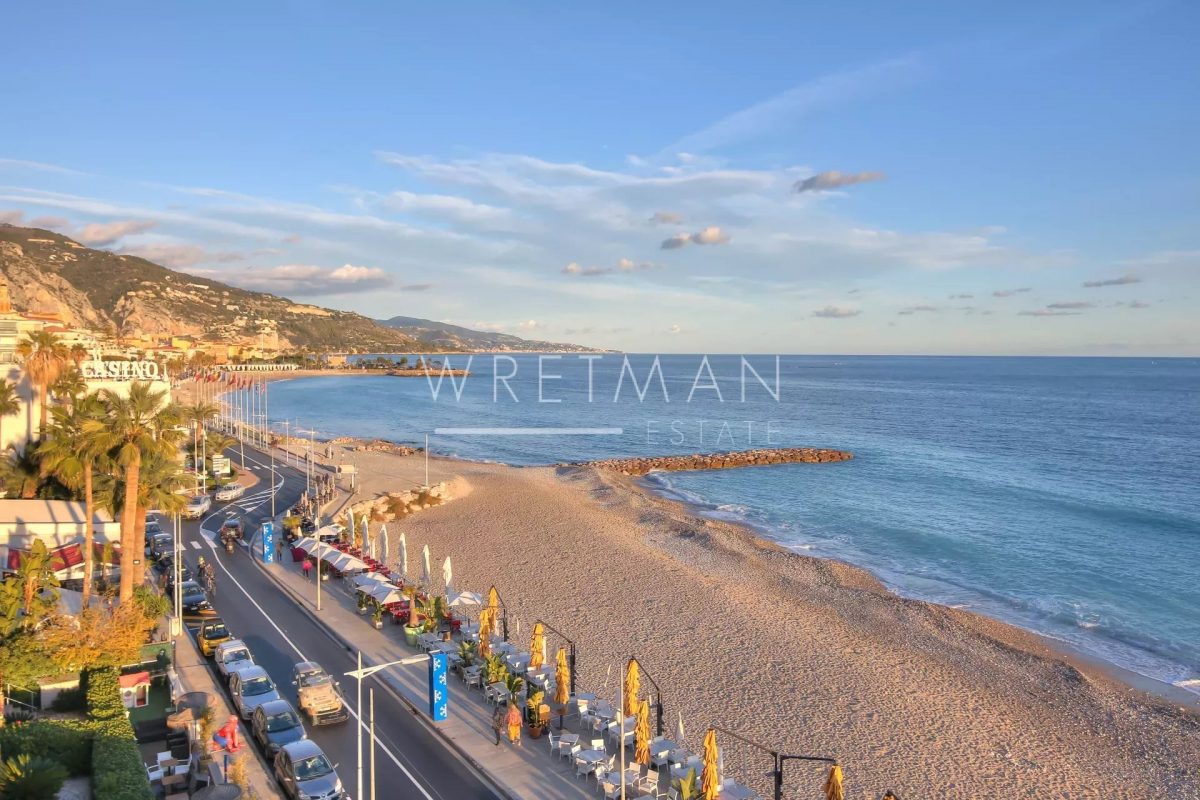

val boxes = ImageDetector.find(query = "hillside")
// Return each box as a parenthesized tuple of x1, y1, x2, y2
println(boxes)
(377, 315, 599, 352)
(0, 223, 426, 352)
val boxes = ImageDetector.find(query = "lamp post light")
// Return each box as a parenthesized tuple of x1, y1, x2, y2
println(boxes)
(711, 726, 838, 800)
(345, 651, 433, 800)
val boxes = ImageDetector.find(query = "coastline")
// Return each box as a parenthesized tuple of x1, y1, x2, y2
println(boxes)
(313, 440, 1199, 797)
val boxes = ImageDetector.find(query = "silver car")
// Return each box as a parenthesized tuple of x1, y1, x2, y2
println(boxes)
(274, 739, 346, 800)
(182, 495, 212, 519)
(214, 639, 254, 681)
(215, 482, 246, 502)
(229, 665, 281, 719)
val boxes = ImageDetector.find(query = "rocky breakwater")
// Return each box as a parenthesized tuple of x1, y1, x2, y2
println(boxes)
(340, 481, 453, 526)
(570, 447, 853, 476)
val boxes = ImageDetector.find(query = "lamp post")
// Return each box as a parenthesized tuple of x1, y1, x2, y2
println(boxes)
(711, 726, 837, 800)
(535, 620, 577, 698)
(490, 586, 510, 641)
(171, 512, 183, 637)
(345, 651, 432, 800)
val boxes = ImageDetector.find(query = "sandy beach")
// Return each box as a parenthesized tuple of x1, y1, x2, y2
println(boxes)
(307, 441, 1200, 799)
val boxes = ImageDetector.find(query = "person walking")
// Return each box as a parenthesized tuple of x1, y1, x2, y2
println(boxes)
(491, 704, 505, 747)
(505, 700, 522, 747)
(302, 557, 313, 580)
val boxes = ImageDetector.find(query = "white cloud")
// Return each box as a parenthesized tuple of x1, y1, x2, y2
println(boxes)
(993, 287, 1033, 297)
(0, 158, 86, 176)
(125, 243, 243, 267)
(562, 257, 656, 277)
(812, 305, 862, 319)
(0, 209, 23, 225)
(660, 225, 731, 249)
(75, 219, 157, 246)
(1082, 274, 1140, 288)
(668, 323, 682, 334)
(217, 263, 393, 295)
(795, 170, 886, 193)
(649, 210, 683, 225)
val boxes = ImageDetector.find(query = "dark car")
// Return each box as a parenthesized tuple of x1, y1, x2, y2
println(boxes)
(274, 740, 345, 800)
(149, 533, 175, 560)
(251, 699, 308, 755)
(159, 559, 195, 585)
(145, 519, 163, 536)
(179, 581, 214, 619)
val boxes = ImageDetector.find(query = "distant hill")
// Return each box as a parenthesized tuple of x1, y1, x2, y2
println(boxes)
(377, 315, 600, 352)
(0, 223, 427, 353)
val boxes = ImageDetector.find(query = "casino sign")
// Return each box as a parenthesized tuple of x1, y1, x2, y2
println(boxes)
(81, 359, 163, 381)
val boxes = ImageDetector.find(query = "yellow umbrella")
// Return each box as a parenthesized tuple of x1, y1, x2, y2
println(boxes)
(623, 658, 640, 718)
(823, 764, 845, 800)
(529, 622, 545, 670)
(487, 585, 500, 621)
(477, 607, 492, 659)
(634, 699, 651, 766)
(701, 727, 720, 800)
(553, 646, 570, 706)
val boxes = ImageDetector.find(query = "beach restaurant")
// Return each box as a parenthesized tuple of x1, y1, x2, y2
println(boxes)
(0, 499, 121, 583)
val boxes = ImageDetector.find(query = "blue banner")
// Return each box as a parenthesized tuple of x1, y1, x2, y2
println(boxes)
(261, 522, 275, 564)
(428, 652, 448, 722)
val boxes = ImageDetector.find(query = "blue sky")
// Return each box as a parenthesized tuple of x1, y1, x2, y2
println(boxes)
(1, 1, 1197, 355)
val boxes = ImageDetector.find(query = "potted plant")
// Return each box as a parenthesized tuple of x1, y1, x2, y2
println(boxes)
(484, 654, 508, 687)
(403, 589, 422, 646)
(356, 591, 369, 615)
(672, 768, 700, 800)
(456, 639, 477, 668)
(371, 602, 384, 630)
(525, 689, 546, 738)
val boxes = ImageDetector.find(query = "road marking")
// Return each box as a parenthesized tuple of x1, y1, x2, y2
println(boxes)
(199, 520, 438, 800)
(189, 541, 202, 550)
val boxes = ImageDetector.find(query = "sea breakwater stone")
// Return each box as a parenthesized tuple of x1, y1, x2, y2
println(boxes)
(569, 447, 852, 476)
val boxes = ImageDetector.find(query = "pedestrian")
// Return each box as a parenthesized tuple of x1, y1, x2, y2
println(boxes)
(505, 700, 522, 747)
(302, 557, 312, 580)
(491, 704, 505, 746)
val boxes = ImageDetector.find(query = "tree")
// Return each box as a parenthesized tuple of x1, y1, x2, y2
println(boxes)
(40, 394, 108, 607)
(16, 331, 67, 436)
(38, 603, 159, 674)
(0, 379, 20, 452)
(87, 383, 181, 602)
(68, 343, 89, 368)
(0, 541, 60, 633)
(131, 450, 187, 585)
(1, 446, 43, 499)
(49, 366, 87, 408)
(182, 401, 220, 484)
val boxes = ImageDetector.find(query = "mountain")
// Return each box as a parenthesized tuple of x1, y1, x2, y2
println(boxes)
(0, 223, 426, 353)
(376, 315, 600, 352)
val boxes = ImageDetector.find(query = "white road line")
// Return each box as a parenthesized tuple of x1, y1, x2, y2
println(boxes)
(198, 519, 437, 800)
(189, 541, 202, 550)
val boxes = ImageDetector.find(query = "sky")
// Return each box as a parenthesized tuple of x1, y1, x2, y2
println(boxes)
(1, 1, 1197, 355)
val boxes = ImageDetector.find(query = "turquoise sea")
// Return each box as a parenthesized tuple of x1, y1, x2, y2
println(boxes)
(265, 355, 1200, 692)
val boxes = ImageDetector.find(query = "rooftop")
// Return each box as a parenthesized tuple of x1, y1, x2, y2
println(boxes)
(0, 499, 115, 526)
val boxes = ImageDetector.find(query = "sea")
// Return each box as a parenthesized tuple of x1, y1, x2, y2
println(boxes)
(264, 354, 1200, 693)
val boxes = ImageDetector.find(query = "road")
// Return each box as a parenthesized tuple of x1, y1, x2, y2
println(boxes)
(170, 444, 498, 800)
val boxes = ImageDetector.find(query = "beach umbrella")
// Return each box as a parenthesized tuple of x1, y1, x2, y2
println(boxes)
(379, 524, 389, 561)
(529, 622, 546, 670)
(623, 658, 640, 718)
(398, 531, 407, 579)
(348, 512, 356, 547)
(365, 516, 374, 559)
(477, 608, 492, 659)
(420, 544, 431, 586)
(449, 590, 482, 607)
(634, 699, 651, 766)
(823, 765, 845, 800)
(676, 710, 685, 746)
(443, 556, 453, 595)
(701, 728, 720, 800)
(553, 646, 570, 706)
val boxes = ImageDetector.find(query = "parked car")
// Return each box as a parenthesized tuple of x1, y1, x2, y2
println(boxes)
(145, 518, 163, 536)
(149, 533, 175, 561)
(178, 581, 214, 619)
(273, 740, 346, 800)
(214, 639, 254, 680)
(251, 699, 307, 756)
(183, 495, 212, 519)
(215, 482, 246, 502)
(197, 617, 232, 657)
(230, 665, 281, 720)
(158, 558, 194, 585)
(292, 661, 350, 725)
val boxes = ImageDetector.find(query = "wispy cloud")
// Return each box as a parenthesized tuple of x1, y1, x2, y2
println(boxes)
(217, 263, 393, 295)
(897, 304, 939, 315)
(795, 170, 885, 193)
(660, 225, 731, 249)
(0, 158, 86, 176)
(812, 305, 862, 319)
(1082, 274, 1140, 288)
(562, 257, 656, 276)
(1046, 301, 1094, 310)
(949, 293, 974, 299)
(1018, 309, 1082, 317)
(649, 210, 683, 225)
(75, 219, 156, 246)
(125, 243, 243, 268)
(992, 287, 1033, 297)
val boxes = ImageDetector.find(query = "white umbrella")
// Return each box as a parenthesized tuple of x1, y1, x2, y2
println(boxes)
(379, 524, 389, 561)
(676, 710, 685, 745)
(420, 544, 431, 586)
(398, 531, 407, 579)
(363, 515, 373, 559)
(348, 512, 356, 547)
(449, 590, 482, 607)
(442, 556, 452, 596)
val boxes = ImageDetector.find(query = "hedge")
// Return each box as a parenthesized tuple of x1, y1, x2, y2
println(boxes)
(0, 720, 91, 775)
(85, 669, 154, 800)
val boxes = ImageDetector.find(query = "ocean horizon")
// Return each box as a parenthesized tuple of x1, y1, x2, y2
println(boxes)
(263, 353, 1200, 694)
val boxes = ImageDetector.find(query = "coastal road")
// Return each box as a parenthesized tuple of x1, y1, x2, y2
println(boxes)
(172, 445, 498, 800)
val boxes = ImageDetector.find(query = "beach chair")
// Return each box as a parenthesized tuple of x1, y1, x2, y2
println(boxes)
(602, 780, 621, 799)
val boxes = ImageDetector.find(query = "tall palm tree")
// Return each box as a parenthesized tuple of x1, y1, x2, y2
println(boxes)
(69, 344, 89, 368)
(16, 331, 68, 436)
(1, 445, 43, 498)
(0, 379, 20, 452)
(40, 393, 108, 607)
(87, 383, 182, 602)
(183, 401, 220, 480)
(50, 366, 88, 408)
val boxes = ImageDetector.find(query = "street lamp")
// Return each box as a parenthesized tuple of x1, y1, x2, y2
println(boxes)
(344, 651, 431, 800)
(711, 726, 838, 800)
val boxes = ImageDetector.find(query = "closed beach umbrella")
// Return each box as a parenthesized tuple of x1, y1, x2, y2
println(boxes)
(398, 531, 407, 579)
(553, 646, 570, 706)
(379, 524, 389, 561)
(529, 622, 545, 670)
(477, 608, 492, 659)
(443, 556, 453, 595)
(676, 710, 685, 745)
(347, 512, 356, 547)
(487, 586, 501, 636)
(823, 765, 845, 800)
(363, 515, 372, 558)
(623, 658, 640, 718)
(634, 699, 651, 766)
(701, 728, 720, 800)
(420, 544, 431, 586)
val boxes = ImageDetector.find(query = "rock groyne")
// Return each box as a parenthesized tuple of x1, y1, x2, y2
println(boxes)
(569, 447, 852, 476)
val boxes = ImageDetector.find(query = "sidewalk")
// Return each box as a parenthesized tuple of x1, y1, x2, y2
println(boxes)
(253, 545, 599, 800)
(174, 628, 282, 799)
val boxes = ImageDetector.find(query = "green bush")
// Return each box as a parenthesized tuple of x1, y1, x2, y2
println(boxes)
(0, 753, 68, 800)
(85, 669, 154, 800)
(0, 721, 91, 776)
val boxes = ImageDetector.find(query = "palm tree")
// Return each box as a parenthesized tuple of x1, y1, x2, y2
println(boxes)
(87, 383, 181, 602)
(182, 401, 220, 478)
(50, 367, 87, 408)
(16, 331, 68, 436)
(0, 379, 20, 452)
(1, 445, 43, 499)
(40, 393, 108, 607)
(68, 344, 88, 368)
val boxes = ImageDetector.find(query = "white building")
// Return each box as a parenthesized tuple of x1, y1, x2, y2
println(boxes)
(0, 499, 121, 582)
